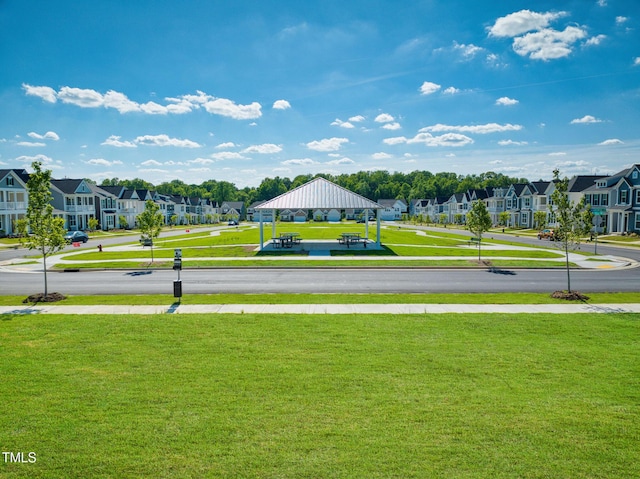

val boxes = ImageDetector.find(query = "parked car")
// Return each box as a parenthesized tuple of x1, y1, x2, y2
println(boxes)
(64, 230, 89, 243)
(228, 220, 239, 226)
(537, 229, 555, 240)
(140, 238, 153, 246)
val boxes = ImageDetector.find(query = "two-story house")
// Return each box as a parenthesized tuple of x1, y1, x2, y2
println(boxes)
(50, 179, 96, 231)
(378, 199, 407, 221)
(0, 169, 30, 236)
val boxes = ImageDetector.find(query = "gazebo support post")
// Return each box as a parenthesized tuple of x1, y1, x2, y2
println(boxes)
(376, 210, 381, 247)
(272, 209, 276, 239)
(259, 212, 264, 251)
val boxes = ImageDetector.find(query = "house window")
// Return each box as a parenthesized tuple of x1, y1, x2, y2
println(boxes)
(633, 171, 638, 179)
(6, 177, 14, 186)
(620, 190, 628, 204)
(591, 195, 599, 206)
(602, 194, 608, 206)
(636, 213, 640, 231)
(584, 194, 591, 205)
(636, 190, 640, 204)
(523, 197, 531, 208)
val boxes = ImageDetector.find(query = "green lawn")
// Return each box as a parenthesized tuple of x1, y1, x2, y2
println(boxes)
(1, 312, 638, 478)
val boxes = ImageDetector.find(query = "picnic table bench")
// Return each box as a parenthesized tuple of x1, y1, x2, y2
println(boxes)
(273, 233, 301, 248)
(467, 237, 481, 247)
(338, 232, 367, 248)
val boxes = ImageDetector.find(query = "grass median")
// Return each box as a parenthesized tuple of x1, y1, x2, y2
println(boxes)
(1, 312, 638, 478)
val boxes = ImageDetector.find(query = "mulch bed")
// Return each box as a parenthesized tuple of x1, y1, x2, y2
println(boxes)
(23, 292, 67, 304)
(551, 290, 590, 301)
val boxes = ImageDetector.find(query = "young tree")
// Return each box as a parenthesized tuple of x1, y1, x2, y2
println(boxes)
(118, 215, 128, 230)
(498, 211, 510, 228)
(466, 200, 492, 262)
(25, 161, 67, 299)
(137, 200, 164, 263)
(533, 210, 548, 231)
(550, 169, 593, 295)
(88, 217, 99, 232)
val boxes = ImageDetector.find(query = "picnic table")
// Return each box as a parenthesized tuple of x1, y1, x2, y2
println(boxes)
(338, 232, 366, 248)
(273, 232, 301, 248)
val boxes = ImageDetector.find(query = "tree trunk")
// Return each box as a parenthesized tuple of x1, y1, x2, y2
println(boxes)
(565, 243, 571, 293)
(42, 249, 48, 298)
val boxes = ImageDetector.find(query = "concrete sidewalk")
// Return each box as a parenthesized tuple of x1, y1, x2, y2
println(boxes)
(2, 303, 639, 315)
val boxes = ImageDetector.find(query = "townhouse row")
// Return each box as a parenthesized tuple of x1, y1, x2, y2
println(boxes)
(0, 170, 245, 235)
(410, 164, 640, 235)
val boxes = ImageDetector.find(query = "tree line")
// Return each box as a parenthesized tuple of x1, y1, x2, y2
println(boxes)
(99, 170, 529, 205)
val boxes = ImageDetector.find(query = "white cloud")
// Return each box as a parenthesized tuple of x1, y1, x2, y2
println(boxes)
(135, 134, 201, 148)
(187, 158, 215, 165)
(374, 113, 395, 123)
(634, 57, 640, 66)
(488, 10, 568, 37)
(421, 123, 522, 134)
(616, 16, 628, 25)
(216, 142, 236, 149)
(453, 42, 483, 59)
(17, 141, 46, 147)
(16, 154, 56, 166)
(443, 87, 460, 95)
(570, 115, 602, 124)
(496, 97, 519, 106)
(87, 158, 123, 167)
(201, 98, 262, 120)
(382, 122, 401, 130)
(22, 84, 57, 103)
(28, 131, 60, 141)
(349, 115, 365, 122)
(23, 85, 262, 120)
(326, 157, 355, 165)
(598, 139, 623, 145)
(101, 135, 136, 148)
(272, 99, 291, 110)
(419, 81, 441, 95)
(549, 152, 567, 156)
(282, 158, 317, 166)
(210, 151, 247, 161)
(241, 143, 283, 154)
(383, 136, 408, 146)
(141, 159, 163, 166)
(512, 26, 587, 60)
(585, 34, 606, 46)
(306, 137, 349, 152)
(498, 140, 528, 146)
(385, 132, 473, 147)
(331, 119, 355, 129)
(372, 152, 392, 160)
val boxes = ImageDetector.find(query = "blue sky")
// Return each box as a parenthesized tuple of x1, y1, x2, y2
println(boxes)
(1, 0, 639, 187)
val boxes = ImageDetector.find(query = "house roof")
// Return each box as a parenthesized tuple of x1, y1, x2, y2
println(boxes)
(567, 175, 605, 193)
(0, 168, 30, 185)
(51, 178, 90, 194)
(256, 177, 381, 210)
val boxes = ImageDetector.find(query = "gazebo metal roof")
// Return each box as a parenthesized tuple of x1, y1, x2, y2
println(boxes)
(256, 177, 381, 211)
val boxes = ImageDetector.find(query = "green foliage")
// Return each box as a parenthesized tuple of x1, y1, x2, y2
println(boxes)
(550, 169, 594, 292)
(533, 210, 548, 230)
(137, 200, 164, 262)
(118, 215, 128, 229)
(499, 211, 510, 227)
(25, 161, 67, 296)
(88, 217, 99, 231)
(466, 200, 493, 261)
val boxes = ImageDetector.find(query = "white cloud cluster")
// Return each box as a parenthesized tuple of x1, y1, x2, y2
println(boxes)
(331, 119, 355, 129)
(419, 81, 441, 95)
(241, 144, 283, 154)
(87, 158, 123, 167)
(570, 115, 602, 124)
(102, 134, 201, 148)
(272, 99, 291, 110)
(306, 137, 349, 152)
(23, 84, 263, 120)
(28, 131, 60, 141)
(384, 132, 473, 147)
(598, 139, 623, 146)
(496, 97, 519, 106)
(421, 123, 522, 134)
(488, 10, 598, 60)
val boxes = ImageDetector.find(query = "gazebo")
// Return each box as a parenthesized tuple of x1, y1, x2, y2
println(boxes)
(255, 177, 383, 251)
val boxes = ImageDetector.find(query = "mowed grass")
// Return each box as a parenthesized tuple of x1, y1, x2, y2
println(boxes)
(1, 313, 638, 478)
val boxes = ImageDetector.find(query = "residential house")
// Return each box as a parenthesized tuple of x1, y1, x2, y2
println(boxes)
(92, 184, 121, 230)
(583, 165, 640, 234)
(313, 209, 341, 222)
(378, 199, 407, 221)
(0, 169, 29, 236)
(221, 201, 245, 221)
(50, 178, 96, 231)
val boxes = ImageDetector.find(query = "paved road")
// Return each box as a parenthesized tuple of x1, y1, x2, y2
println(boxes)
(1, 266, 638, 296)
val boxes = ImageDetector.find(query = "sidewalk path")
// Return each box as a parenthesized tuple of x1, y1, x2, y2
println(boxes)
(2, 303, 639, 315)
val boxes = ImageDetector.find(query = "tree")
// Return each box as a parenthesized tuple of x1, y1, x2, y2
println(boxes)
(25, 161, 67, 299)
(550, 169, 593, 295)
(466, 200, 492, 262)
(88, 217, 99, 232)
(119, 215, 128, 230)
(498, 211, 510, 228)
(137, 200, 164, 263)
(533, 211, 547, 231)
